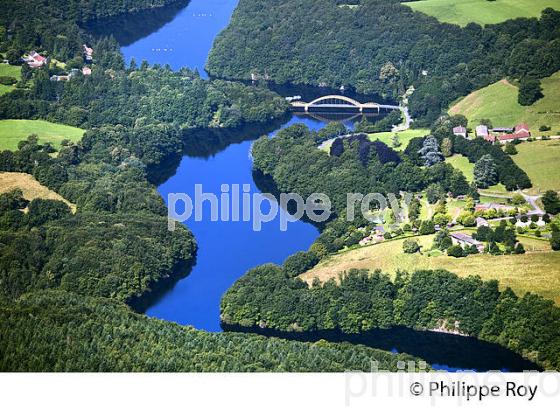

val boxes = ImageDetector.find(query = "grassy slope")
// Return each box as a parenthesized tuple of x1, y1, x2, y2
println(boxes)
(406, 0, 560, 26)
(0, 64, 21, 96)
(449, 73, 560, 135)
(300, 234, 560, 304)
(512, 140, 560, 193)
(0, 119, 85, 151)
(446, 154, 474, 182)
(368, 128, 430, 151)
(0, 172, 76, 211)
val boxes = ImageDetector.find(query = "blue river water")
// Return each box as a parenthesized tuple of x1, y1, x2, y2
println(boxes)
(121, 0, 239, 78)
(151, 118, 321, 331)
(119, 0, 324, 331)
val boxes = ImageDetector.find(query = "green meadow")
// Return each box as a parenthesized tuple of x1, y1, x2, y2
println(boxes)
(0, 119, 85, 151)
(513, 140, 560, 193)
(301, 234, 560, 305)
(449, 72, 560, 135)
(368, 128, 430, 151)
(446, 154, 474, 182)
(406, 0, 560, 27)
(0, 64, 21, 96)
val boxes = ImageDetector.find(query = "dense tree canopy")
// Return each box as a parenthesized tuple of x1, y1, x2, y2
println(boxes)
(0, 290, 423, 372)
(222, 266, 560, 370)
(207, 0, 560, 125)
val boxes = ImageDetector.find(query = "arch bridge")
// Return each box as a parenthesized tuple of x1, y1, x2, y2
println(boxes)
(290, 95, 400, 113)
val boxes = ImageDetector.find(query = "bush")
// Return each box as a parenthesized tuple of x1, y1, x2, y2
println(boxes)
(403, 239, 420, 254)
(535, 229, 542, 237)
(542, 191, 560, 215)
(0, 76, 17, 85)
(504, 143, 517, 155)
(551, 229, 560, 251)
(283, 251, 320, 278)
(459, 213, 476, 227)
(466, 244, 480, 255)
(539, 125, 551, 132)
(447, 245, 465, 258)
(518, 78, 543, 106)
(419, 220, 436, 235)
(514, 243, 525, 254)
(511, 193, 525, 206)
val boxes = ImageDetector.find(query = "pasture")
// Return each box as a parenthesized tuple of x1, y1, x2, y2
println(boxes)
(300, 234, 560, 304)
(406, 0, 560, 26)
(0, 119, 85, 151)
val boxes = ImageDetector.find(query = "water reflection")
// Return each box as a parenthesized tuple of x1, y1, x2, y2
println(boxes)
(222, 324, 542, 372)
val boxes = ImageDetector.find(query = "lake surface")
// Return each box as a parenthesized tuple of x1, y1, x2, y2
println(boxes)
(152, 117, 322, 331)
(96, 0, 540, 371)
(121, 0, 239, 77)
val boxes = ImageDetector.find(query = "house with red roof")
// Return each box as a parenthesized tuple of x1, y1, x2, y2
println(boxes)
(24, 51, 47, 68)
(496, 123, 531, 143)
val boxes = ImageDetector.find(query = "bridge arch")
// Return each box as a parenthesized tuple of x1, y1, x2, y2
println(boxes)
(308, 95, 363, 108)
(302, 95, 381, 112)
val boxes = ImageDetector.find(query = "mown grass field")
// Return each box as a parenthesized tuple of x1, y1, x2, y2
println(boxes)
(444, 154, 510, 197)
(0, 172, 76, 212)
(406, 0, 560, 26)
(449, 72, 560, 135)
(446, 154, 474, 182)
(0, 119, 85, 151)
(0, 64, 21, 96)
(300, 234, 560, 304)
(368, 128, 429, 151)
(513, 140, 560, 193)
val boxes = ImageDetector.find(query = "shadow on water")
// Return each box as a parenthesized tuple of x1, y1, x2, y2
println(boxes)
(222, 324, 542, 372)
(84, 0, 191, 46)
(128, 256, 197, 313)
(147, 115, 291, 185)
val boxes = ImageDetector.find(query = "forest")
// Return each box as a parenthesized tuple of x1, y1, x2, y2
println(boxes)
(0, 0, 557, 374)
(207, 0, 560, 125)
(0, 0, 412, 372)
(0, 290, 423, 372)
(221, 266, 560, 371)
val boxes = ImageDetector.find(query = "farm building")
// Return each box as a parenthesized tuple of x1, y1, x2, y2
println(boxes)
(450, 232, 485, 253)
(452, 126, 468, 138)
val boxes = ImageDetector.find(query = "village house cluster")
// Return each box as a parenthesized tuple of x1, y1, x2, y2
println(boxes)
(453, 123, 531, 144)
(21, 44, 93, 82)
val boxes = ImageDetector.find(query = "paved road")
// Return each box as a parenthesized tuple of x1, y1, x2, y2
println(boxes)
(522, 193, 545, 215)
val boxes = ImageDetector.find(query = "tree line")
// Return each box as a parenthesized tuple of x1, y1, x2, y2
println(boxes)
(221, 266, 560, 371)
(0, 290, 423, 372)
